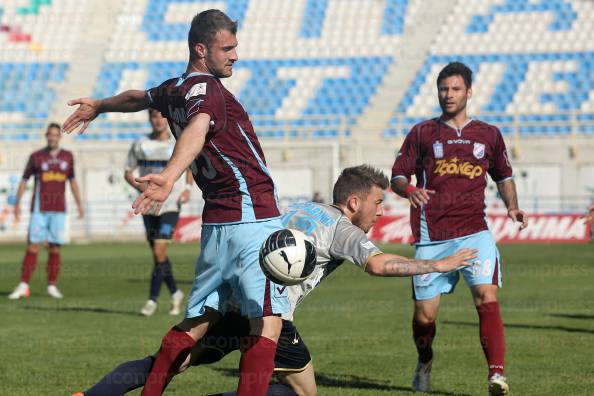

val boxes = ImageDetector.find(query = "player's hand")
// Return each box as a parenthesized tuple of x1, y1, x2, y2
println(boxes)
(178, 189, 190, 205)
(63, 98, 100, 134)
(580, 205, 594, 223)
(435, 248, 477, 272)
(132, 173, 174, 215)
(409, 188, 435, 208)
(77, 206, 85, 219)
(508, 208, 528, 230)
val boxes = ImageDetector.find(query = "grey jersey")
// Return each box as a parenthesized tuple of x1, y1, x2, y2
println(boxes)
(125, 134, 185, 214)
(280, 202, 382, 320)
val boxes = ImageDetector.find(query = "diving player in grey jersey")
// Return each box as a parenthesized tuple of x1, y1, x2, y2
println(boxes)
(75, 165, 476, 396)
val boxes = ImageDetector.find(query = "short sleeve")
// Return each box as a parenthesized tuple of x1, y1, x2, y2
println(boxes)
(146, 79, 174, 116)
(67, 153, 75, 180)
(329, 218, 382, 268)
(487, 127, 513, 183)
(22, 154, 35, 181)
(183, 77, 226, 132)
(125, 141, 139, 171)
(391, 125, 419, 183)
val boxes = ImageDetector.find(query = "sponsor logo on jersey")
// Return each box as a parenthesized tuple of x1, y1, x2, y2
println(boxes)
(185, 83, 207, 100)
(41, 162, 49, 171)
(473, 143, 485, 159)
(447, 139, 471, 145)
(59, 160, 68, 171)
(434, 157, 483, 179)
(433, 141, 444, 158)
(41, 171, 67, 182)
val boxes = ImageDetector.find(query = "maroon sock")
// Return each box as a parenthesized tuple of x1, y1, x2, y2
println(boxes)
(477, 301, 505, 378)
(47, 252, 60, 285)
(141, 327, 195, 396)
(20, 251, 38, 283)
(413, 319, 436, 364)
(237, 336, 277, 396)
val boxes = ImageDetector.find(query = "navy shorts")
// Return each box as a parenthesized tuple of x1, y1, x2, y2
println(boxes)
(196, 312, 311, 372)
(142, 212, 179, 242)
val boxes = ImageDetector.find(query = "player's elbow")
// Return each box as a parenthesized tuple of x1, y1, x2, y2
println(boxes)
(365, 255, 385, 276)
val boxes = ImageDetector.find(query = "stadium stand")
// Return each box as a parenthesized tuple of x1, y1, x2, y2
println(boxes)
(1, 0, 593, 242)
(1, 0, 592, 140)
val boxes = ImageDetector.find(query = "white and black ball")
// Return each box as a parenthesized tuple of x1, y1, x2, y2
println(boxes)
(259, 229, 317, 286)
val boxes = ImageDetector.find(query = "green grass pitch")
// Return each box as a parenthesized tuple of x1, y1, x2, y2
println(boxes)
(1, 242, 593, 395)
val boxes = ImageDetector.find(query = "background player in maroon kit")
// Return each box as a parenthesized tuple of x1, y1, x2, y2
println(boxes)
(8, 123, 84, 300)
(63, 10, 289, 396)
(391, 62, 528, 395)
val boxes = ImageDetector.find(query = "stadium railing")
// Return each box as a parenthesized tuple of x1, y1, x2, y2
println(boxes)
(0, 111, 592, 141)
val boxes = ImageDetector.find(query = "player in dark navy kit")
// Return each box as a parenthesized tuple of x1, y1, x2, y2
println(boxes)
(8, 123, 84, 300)
(391, 62, 528, 395)
(64, 9, 288, 396)
(125, 109, 194, 316)
(73, 166, 476, 396)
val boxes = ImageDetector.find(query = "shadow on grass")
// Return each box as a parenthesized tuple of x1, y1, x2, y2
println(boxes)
(549, 313, 594, 320)
(445, 320, 594, 335)
(20, 304, 141, 316)
(0, 291, 12, 297)
(209, 367, 473, 395)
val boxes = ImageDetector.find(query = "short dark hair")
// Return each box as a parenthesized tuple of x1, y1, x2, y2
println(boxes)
(46, 122, 60, 132)
(188, 9, 238, 60)
(332, 165, 389, 205)
(437, 62, 472, 89)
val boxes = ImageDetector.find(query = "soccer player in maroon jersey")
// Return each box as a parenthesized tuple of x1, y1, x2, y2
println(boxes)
(63, 10, 288, 396)
(8, 123, 85, 300)
(391, 62, 528, 395)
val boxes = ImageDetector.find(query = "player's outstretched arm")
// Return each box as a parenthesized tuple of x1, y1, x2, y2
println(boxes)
(365, 248, 477, 277)
(497, 178, 528, 230)
(132, 114, 209, 215)
(63, 90, 149, 134)
(391, 177, 435, 208)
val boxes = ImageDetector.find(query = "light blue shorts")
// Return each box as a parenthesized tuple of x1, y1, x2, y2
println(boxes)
(28, 211, 66, 245)
(412, 230, 502, 301)
(186, 218, 290, 319)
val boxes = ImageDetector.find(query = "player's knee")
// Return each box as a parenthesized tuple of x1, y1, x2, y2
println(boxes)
(27, 243, 40, 254)
(152, 243, 168, 262)
(254, 316, 282, 341)
(472, 286, 498, 306)
(414, 311, 437, 325)
(281, 375, 316, 396)
(48, 244, 60, 254)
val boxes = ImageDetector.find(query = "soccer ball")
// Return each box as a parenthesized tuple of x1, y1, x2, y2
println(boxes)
(259, 229, 317, 286)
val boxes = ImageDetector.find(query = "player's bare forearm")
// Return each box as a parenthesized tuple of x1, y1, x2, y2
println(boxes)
(366, 249, 476, 276)
(14, 180, 27, 209)
(367, 254, 437, 277)
(185, 169, 194, 184)
(497, 178, 519, 210)
(97, 90, 150, 113)
(161, 114, 209, 182)
(391, 176, 435, 208)
(390, 177, 410, 198)
(124, 170, 143, 192)
(69, 180, 84, 209)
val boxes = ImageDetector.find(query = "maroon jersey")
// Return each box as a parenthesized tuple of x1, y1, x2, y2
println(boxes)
(147, 72, 280, 224)
(391, 118, 513, 243)
(23, 148, 75, 213)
